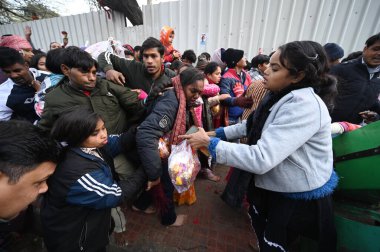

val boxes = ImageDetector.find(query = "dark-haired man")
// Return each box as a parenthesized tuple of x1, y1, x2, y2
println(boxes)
(0, 47, 47, 123)
(249, 54, 270, 81)
(330, 33, 380, 123)
(98, 37, 175, 93)
(0, 120, 60, 221)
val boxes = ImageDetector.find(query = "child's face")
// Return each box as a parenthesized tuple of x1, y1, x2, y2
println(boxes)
(82, 119, 108, 148)
(38, 56, 48, 71)
(64, 65, 97, 91)
(168, 33, 174, 45)
(263, 50, 300, 92)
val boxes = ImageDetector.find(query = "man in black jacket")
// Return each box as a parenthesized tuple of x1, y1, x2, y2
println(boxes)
(330, 33, 380, 123)
(98, 37, 175, 94)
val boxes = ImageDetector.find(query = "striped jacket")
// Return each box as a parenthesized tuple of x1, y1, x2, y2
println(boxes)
(41, 135, 126, 251)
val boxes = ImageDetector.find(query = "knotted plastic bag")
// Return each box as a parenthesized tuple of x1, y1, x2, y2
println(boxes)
(168, 140, 200, 193)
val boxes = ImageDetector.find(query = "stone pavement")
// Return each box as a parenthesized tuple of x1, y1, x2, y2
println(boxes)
(109, 165, 257, 252)
(2, 165, 257, 252)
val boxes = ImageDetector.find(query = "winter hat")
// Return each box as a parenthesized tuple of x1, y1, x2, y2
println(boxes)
(223, 48, 244, 68)
(323, 43, 344, 61)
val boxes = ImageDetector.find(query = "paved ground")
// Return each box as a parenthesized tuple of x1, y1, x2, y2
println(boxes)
(2, 165, 257, 252)
(110, 165, 257, 252)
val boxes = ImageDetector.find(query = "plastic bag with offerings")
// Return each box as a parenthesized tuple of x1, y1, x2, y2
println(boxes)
(168, 140, 200, 193)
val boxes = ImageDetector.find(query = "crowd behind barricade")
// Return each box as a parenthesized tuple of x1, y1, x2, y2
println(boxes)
(0, 24, 379, 251)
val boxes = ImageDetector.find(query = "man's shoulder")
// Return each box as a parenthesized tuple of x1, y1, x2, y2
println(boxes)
(157, 70, 174, 83)
(45, 82, 75, 102)
(126, 59, 144, 72)
(164, 68, 176, 78)
(330, 58, 362, 77)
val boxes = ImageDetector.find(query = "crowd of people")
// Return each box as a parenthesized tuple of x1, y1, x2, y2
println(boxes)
(0, 23, 379, 251)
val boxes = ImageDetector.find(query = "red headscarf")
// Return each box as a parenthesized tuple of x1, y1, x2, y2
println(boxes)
(160, 25, 174, 52)
(0, 35, 32, 51)
(169, 76, 200, 146)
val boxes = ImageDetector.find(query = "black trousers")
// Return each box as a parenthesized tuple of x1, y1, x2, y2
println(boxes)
(248, 187, 337, 252)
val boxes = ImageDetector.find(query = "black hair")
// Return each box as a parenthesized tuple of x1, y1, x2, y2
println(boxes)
(45, 47, 65, 74)
(251, 54, 270, 68)
(195, 55, 208, 71)
(179, 67, 205, 87)
(51, 107, 103, 148)
(62, 46, 98, 72)
(365, 33, 380, 47)
(124, 50, 134, 57)
(0, 46, 25, 69)
(32, 49, 44, 55)
(30, 53, 47, 70)
(244, 60, 251, 70)
(170, 59, 183, 71)
(200, 52, 211, 61)
(204, 62, 220, 75)
(278, 41, 337, 111)
(0, 121, 61, 184)
(341, 51, 363, 63)
(182, 50, 197, 64)
(178, 63, 193, 74)
(134, 45, 141, 52)
(141, 37, 165, 56)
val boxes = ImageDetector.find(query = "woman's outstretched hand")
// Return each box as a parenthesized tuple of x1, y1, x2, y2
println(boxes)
(179, 127, 210, 150)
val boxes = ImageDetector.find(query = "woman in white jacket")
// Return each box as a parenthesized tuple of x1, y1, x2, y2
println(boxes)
(182, 41, 338, 251)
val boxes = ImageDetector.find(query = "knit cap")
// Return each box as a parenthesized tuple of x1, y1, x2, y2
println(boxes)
(223, 48, 244, 68)
(323, 43, 344, 61)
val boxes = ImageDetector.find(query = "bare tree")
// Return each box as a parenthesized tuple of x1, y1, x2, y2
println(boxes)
(0, 0, 59, 25)
(86, 0, 101, 11)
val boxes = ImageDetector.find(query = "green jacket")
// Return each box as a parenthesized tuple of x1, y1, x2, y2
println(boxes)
(98, 52, 175, 94)
(38, 77, 145, 134)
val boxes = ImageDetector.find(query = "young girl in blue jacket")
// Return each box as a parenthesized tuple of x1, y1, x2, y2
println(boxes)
(41, 107, 143, 252)
(182, 41, 338, 251)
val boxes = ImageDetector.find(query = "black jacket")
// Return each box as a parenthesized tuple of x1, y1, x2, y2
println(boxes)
(330, 57, 380, 123)
(98, 52, 175, 94)
(136, 89, 179, 180)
